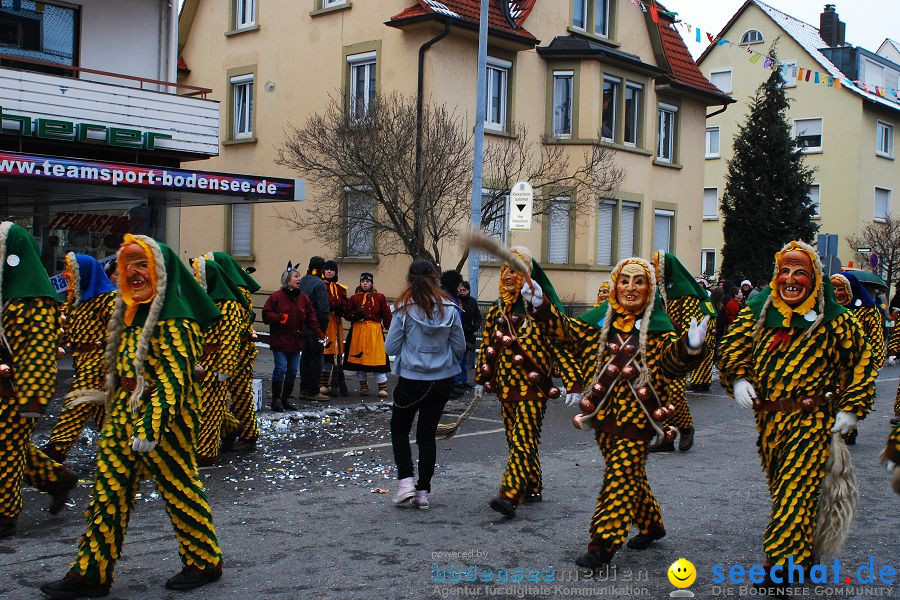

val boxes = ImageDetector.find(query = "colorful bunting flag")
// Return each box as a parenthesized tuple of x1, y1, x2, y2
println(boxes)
(649, 5, 659, 23)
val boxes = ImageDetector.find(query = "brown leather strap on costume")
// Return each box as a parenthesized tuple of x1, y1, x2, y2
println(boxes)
(593, 415, 655, 441)
(69, 341, 103, 352)
(204, 342, 220, 355)
(754, 394, 826, 413)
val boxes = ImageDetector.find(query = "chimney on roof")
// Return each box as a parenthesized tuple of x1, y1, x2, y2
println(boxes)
(820, 4, 846, 48)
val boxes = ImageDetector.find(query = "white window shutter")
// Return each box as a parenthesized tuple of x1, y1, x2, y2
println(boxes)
(618, 202, 637, 260)
(596, 201, 614, 265)
(703, 188, 717, 218)
(547, 197, 570, 264)
(230, 204, 252, 256)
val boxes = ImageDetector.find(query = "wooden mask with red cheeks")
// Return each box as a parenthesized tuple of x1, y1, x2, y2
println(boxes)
(829, 274, 851, 306)
(776, 250, 813, 307)
(615, 263, 651, 313)
(120, 243, 155, 303)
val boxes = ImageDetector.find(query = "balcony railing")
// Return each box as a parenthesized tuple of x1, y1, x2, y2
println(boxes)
(0, 53, 211, 98)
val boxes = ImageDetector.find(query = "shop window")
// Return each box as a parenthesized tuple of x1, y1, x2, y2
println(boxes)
(231, 74, 254, 139)
(230, 204, 252, 257)
(656, 103, 677, 162)
(345, 190, 374, 257)
(794, 118, 822, 152)
(705, 126, 720, 158)
(485, 57, 511, 132)
(552, 71, 574, 139)
(547, 196, 570, 264)
(348, 51, 376, 122)
(0, 1, 77, 75)
(654, 209, 674, 254)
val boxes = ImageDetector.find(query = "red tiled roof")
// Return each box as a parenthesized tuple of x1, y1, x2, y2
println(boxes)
(388, 0, 537, 43)
(655, 12, 730, 100)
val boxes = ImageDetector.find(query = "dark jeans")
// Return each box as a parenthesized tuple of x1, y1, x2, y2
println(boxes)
(272, 350, 300, 382)
(454, 348, 473, 386)
(390, 376, 453, 492)
(299, 336, 324, 393)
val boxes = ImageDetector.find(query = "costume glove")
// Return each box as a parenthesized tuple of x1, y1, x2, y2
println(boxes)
(888, 356, 896, 367)
(131, 436, 157, 453)
(831, 411, 858, 435)
(687, 316, 710, 350)
(520, 279, 543, 308)
(733, 378, 756, 410)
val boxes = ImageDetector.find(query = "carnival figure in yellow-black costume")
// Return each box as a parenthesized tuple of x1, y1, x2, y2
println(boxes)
(688, 278, 716, 392)
(41, 235, 223, 597)
(203, 251, 261, 452)
(648, 252, 716, 453)
(192, 255, 248, 465)
(528, 255, 708, 567)
(830, 271, 885, 445)
(883, 422, 900, 494)
(595, 281, 610, 306)
(320, 260, 350, 396)
(0, 222, 79, 539)
(474, 247, 580, 519)
(44, 253, 117, 463)
(718, 241, 876, 586)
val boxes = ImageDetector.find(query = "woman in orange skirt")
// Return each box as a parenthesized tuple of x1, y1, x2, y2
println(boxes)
(344, 273, 392, 397)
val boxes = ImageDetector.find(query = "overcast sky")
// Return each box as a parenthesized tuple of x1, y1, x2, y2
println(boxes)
(670, 0, 899, 59)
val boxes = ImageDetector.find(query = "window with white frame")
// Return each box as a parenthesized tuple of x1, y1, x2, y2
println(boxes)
(700, 249, 716, 278)
(594, 0, 610, 37)
(235, 0, 255, 29)
(705, 126, 720, 158)
(230, 204, 252, 256)
(601, 76, 619, 141)
(547, 196, 571, 264)
(348, 52, 376, 121)
(780, 60, 797, 88)
(653, 209, 674, 254)
(552, 71, 574, 138)
(703, 188, 718, 220)
(864, 59, 884, 88)
(710, 69, 732, 94)
(572, 0, 588, 30)
(345, 190, 374, 257)
(482, 191, 508, 263)
(876, 121, 894, 158)
(807, 184, 820, 218)
(231, 74, 254, 139)
(740, 29, 763, 45)
(875, 187, 891, 222)
(321, 0, 347, 7)
(794, 118, 822, 152)
(656, 102, 677, 162)
(572, 0, 610, 37)
(485, 57, 511, 131)
(624, 82, 642, 146)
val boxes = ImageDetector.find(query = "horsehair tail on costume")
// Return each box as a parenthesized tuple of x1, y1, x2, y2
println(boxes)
(461, 229, 529, 275)
(813, 432, 858, 558)
(436, 390, 486, 439)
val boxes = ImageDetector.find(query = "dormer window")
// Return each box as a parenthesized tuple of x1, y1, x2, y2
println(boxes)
(740, 29, 764, 45)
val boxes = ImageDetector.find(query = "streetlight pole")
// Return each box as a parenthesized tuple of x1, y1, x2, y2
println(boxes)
(468, 0, 489, 300)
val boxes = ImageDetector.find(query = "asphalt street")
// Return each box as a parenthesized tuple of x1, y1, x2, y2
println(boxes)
(1, 353, 897, 600)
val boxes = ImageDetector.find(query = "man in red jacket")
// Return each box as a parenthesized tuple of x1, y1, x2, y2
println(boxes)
(262, 263, 325, 411)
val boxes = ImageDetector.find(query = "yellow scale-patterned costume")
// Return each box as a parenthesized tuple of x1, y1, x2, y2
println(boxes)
(219, 277, 260, 446)
(718, 243, 875, 567)
(46, 291, 117, 461)
(689, 314, 716, 387)
(661, 296, 698, 432)
(889, 322, 900, 417)
(69, 318, 222, 584)
(196, 299, 244, 464)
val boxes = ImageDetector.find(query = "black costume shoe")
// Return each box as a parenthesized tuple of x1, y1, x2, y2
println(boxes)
(574, 550, 613, 569)
(281, 377, 298, 410)
(689, 383, 710, 392)
(48, 468, 79, 515)
(270, 380, 284, 412)
(40, 574, 110, 598)
(0, 518, 16, 539)
(678, 428, 695, 452)
(164, 563, 223, 591)
(891, 417, 899, 425)
(43, 444, 66, 465)
(648, 438, 675, 453)
(489, 496, 516, 518)
(626, 523, 666, 550)
(523, 492, 543, 504)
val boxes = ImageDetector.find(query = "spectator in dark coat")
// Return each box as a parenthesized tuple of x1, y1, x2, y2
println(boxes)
(298, 256, 330, 400)
(262, 262, 325, 411)
(456, 281, 482, 389)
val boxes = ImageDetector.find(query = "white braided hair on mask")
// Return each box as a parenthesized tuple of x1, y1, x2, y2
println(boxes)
(654, 251, 668, 309)
(590, 256, 657, 386)
(194, 256, 208, 292)
(751, 240, 825, 341)
(66, 252, 82, 305)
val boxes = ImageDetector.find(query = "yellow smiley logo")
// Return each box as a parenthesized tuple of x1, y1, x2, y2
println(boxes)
(668, 558, 696, 588)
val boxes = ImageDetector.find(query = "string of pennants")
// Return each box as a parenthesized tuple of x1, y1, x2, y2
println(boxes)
(626, 0, 900, 103)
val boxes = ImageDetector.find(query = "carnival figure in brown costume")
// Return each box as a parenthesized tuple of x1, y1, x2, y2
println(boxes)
(320, 260, 350, 396)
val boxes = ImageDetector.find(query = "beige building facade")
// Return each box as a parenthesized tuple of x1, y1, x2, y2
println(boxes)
(177, 0, 730, 301)
(698, 1, 900, 280)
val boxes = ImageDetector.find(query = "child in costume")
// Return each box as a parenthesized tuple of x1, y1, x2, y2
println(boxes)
(830, 272, 885, 445)
(41, 234, 224, 597)
(320, 260, 349, 396)
(718, 241, 875, 585)
(344, 273, 392, 397)
(527, 256, 707, 567)
(192, 256, 247, 465)
(202, 251, 261, 451)
(0, 223, 79, 539)
(44, 253, 117, 463)
(474, 246, 578, 518)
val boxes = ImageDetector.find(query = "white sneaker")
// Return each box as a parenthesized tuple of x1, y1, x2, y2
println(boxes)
(411, 490, 429, 510)
(392, 477, 415, 504)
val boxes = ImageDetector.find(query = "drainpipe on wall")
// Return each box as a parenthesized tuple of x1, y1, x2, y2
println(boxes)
(168, 0, 179, 90)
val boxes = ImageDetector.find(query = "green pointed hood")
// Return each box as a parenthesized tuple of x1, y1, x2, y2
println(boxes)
(657, 251, 716, 316)
(122, 236, 220, 330)
(578, 292, 675, 332)
(204, 251, 260, 292)
(0, 222, 59, 302)
(193, 256, 248, 308)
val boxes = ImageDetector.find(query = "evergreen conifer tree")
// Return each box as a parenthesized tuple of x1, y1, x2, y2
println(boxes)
(720, 53, 817, 284)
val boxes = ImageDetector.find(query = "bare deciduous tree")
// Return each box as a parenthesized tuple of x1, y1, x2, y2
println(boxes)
(846, 215, 900, 296)
(275, 91, 623, 270)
